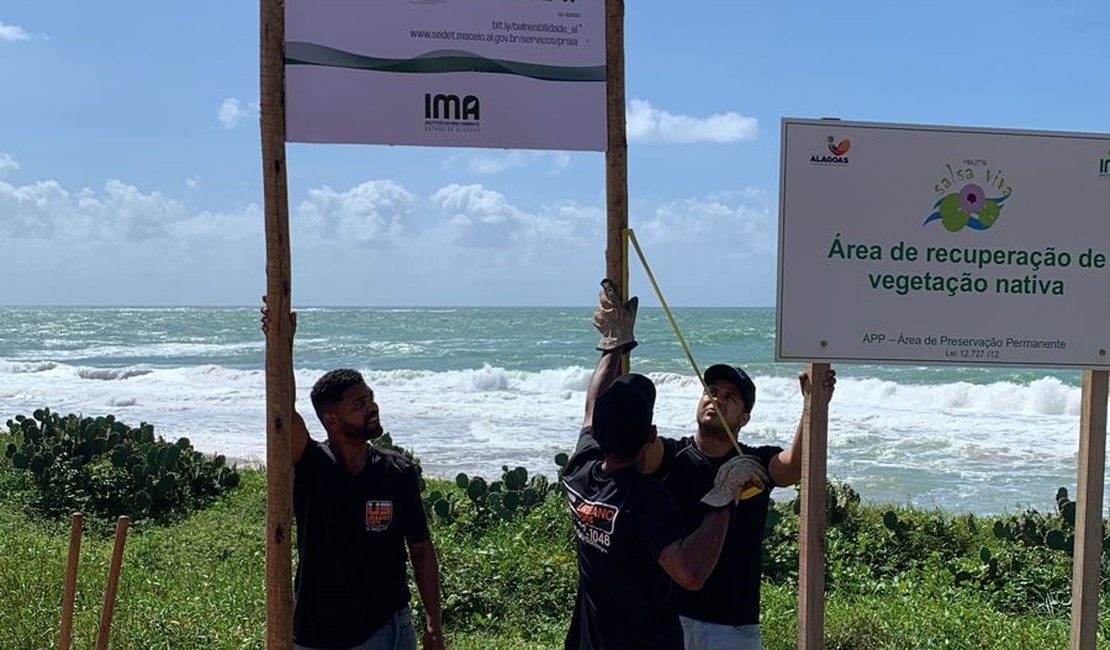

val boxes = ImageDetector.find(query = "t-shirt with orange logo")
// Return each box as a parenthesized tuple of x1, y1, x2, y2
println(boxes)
(562, 428, 687, 650)
(292, 440, 430, 649)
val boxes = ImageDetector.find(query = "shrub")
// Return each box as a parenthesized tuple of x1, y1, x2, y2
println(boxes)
(3, 409, 239, 530)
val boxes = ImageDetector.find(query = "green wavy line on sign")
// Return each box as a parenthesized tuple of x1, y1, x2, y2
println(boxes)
(285, 42, 606, 82)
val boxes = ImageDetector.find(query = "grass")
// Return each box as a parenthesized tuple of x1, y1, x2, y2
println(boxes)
(1, 460, 1108, 649)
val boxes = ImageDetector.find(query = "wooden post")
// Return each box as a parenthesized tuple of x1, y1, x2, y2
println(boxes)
(799, 362, 830, 650)
(604, 0, 628, 372)
(261, 0, 295, 648)
(1069, 369, 1107, 650)
(94, 516, 129, 650)
(58, 512, 83, 650)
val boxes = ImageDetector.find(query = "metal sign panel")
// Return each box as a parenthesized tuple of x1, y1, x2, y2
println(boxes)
(777, 118, 1110, 368)
(285, 0, 606, 151)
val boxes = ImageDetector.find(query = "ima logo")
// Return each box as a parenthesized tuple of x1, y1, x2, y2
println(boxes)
(1100, 157, 1110, 177)
(424, 94, 480, 121)
(827, 136, 851, 156)
(365, 500, 393, 532)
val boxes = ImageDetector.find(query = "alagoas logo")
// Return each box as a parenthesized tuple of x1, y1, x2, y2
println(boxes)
(828, 136, 851, 156)
(811, 135, 851, 165)
(365, 500, 393, 532)
(923, 159, 1013, 232)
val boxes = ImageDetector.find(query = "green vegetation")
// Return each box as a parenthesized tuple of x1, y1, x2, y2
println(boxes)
(1, 411, 1109, 649)
(4, 409, 239, 534)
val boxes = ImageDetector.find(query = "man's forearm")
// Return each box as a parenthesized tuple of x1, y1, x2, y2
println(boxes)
(677, 507, 730, 588)
(774, 418, 804, 487)
(410, 541, 443, 634)
(582, 349, 623, 429)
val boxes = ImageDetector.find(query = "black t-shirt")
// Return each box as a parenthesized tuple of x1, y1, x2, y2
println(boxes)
(562, 429, 688, 650)
(655, 436, 782, 626)
(292, 439, 430, 649)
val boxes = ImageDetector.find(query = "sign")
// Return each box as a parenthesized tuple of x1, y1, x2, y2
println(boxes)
(285, 0, 606, 151)
(777, 118, 1110, 368)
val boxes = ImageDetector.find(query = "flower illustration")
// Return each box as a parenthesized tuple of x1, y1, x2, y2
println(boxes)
(924, 169, 1012, 232)
(958, 183, 985, 214)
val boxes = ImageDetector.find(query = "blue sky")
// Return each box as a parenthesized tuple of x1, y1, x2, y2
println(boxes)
(2, 1, 1108, 306)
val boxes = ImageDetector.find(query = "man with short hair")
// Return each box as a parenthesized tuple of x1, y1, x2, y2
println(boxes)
(262, 303, 445, 650)
(563, 364, 769, 649)
(586, 280, 836, 650)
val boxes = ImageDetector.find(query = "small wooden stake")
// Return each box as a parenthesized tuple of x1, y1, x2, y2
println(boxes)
(58, 512, 84, 650)
(94, 516, 130, 650)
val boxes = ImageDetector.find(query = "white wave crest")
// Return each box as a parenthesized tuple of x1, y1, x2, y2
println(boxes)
(0, 361, 58, 374)
(841, 376, 1081, 416)
(77, 367, 154, 381)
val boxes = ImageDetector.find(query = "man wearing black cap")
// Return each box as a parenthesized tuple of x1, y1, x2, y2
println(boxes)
(562, 367, 769, 649)
(587, 280, 836, 650)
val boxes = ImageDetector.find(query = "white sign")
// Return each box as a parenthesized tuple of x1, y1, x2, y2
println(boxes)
(284, 0, 606, 151)
(777, 119, 1110, 369)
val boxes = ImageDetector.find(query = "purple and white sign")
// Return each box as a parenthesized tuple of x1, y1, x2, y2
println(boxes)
(285, 0, 606, 151)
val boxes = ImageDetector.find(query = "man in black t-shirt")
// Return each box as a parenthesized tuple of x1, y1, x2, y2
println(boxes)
(262, 304, 444, 650)
(586, 280, 836, 650)
(563, 370, 769, 650)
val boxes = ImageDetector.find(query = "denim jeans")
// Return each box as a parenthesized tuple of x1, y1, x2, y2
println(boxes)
(294, 606, 416, 650)
(680, 615, 763, 650)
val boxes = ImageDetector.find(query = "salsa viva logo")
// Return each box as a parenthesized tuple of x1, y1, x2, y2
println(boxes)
(810, 135, 851, 165)
(923, 161, 1012, 232)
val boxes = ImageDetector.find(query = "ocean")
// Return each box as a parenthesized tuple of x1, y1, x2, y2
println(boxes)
(0, 306, 1101, 516)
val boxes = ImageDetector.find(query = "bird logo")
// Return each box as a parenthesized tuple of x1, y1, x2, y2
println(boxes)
(827, 136, 851, 156)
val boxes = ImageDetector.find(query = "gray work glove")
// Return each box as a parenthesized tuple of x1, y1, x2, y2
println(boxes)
(593, 279, 638, 352)
(700, 455, 770, 508)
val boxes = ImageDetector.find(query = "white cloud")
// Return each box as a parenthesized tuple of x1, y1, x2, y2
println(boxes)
(0, 177, 265, 304)
(464, 152, 526, 175)
(626, 99, 758, 144)
(185, 175, 200, 190)
(294, 180, 415, 248)
(637, 193, 775, 250)
(0, 21, 31, 42)
(0, 172, 777, 306)
(442, 151, 574, 176)
(217, 97, 259, 130)
(547, 151, 571, 175)
(0, 152, 18, 175)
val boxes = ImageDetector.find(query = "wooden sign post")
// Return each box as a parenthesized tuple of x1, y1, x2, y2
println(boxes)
(1069, 369, 1108, 650)
(798, 362, 830, 649)
(605, 0, 627, 292)
(260, 0, 294, 648)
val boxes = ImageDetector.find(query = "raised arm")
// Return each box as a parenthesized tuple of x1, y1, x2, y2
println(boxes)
(261, 295, 309, 464)
(582, 279, 638, 429)
(769, 368, 836, 487)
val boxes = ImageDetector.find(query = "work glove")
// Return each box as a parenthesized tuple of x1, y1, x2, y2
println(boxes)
(592, 279, 638, 352)
(700, 455, 770, 508)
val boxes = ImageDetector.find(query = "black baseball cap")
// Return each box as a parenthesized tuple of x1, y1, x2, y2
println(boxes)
(592, 374, 656, 457)
(704, 364, 756, 413)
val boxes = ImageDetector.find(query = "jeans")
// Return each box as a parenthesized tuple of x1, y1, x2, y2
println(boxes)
(294, 606, 416, 650)
(680, 616, 762, 650)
